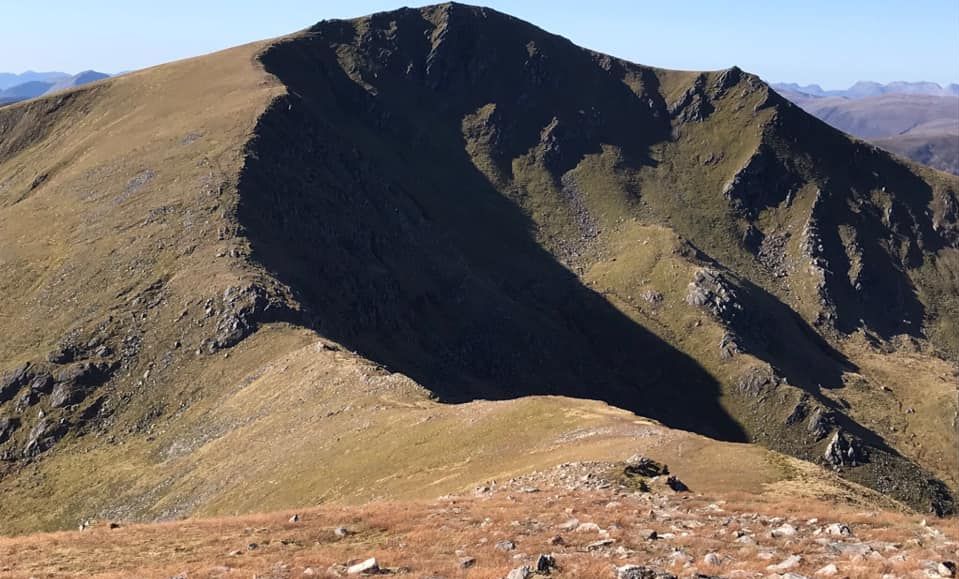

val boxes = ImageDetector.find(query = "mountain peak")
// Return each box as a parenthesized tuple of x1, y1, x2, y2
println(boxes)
(0, 3, 956, 536)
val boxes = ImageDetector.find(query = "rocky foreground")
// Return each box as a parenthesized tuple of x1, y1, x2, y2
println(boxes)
(1, 459, 955, 579)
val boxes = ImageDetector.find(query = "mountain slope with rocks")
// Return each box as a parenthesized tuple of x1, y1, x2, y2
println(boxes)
(0, 3, 957, 537)
(2, 461, 956, 579)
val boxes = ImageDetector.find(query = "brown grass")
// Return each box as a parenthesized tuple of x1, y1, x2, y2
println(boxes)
(0, 481, 954, 579)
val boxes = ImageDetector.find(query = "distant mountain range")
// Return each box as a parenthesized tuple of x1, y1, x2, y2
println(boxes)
(0, 71, 71, 90)
(773, 80, 959, 99)
(0, 70, 110, 106)
(773, 81, 959, 175)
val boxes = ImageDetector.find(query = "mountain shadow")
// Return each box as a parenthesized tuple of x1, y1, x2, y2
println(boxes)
(236, 6, 747, 442)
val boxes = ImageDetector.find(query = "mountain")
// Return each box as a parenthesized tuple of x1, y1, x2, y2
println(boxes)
(0, 3, 957, 537)
(0, 70, 110, 107)
(0, 71, 69, 91)
(0, 81, 54, 106)
(773, 80, 959, 98)
(42, 70, 110, 94)
(775, 88, 959, 174)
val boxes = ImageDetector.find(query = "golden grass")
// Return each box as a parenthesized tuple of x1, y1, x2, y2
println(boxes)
(0, 482, 954, 579)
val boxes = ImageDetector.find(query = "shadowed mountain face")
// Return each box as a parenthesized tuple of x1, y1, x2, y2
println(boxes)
(235, 4, 957, 512)
(0, 3, 957, 531)
(239, 8, 743, 441)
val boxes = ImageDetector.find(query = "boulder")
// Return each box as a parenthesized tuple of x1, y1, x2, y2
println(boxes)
(585, 538, 615, 550)
(703, 552, 722, 566)
(23, 418, 68, 456)
(771, 523, 798, 538)
(815, 563, 839, 576)
(346, 558, 379, 575)
(824, 430, 866, 467)
(938, 561, 957, 578)
(767, 555, 802, 573)
(666, 476, 689, 492)
(535, 554, 556, 574)
(806, 407, 835, 440)
(825, 522, 852, 536)
(624, 455, 668, 477)
(50, 382, 82, 408)
(505, 566, 531, 579)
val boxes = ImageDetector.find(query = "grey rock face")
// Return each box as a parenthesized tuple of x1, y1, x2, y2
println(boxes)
(0, 417, 19, 444)
(806, 407, 835, 440)
(669, 74, 714, 123)
(824, 430, 866, 467)
(736, 365, 781, 397)
(0, 363, 32, 403)
(686, 268, 743, 321)
(23, 417, 68, 456)
(721, 144, 799, 219)
(208, 284, 278, 351)
(49, 362, 111, 408)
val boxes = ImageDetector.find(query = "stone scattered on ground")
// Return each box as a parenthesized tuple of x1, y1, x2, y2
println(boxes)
(346, 557, 379, 575)
(1, 460, 956, 578)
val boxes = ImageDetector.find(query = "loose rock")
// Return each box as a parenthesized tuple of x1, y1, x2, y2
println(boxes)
(825, 522, 852, 536)
(616, 565, 676, 579)
(535, 554, 556, 574)
(938, 561, 957, 578)
(347, 558, 379, 575)
(505, 566, 531, 579)
(771, 523, 798, 538)
(815, 563, 839, 576)
(703, 552, 722, 566)
(768, 555, 802, 572)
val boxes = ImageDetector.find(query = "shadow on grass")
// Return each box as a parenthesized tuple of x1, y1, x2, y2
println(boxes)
(237, 9, 747, 442)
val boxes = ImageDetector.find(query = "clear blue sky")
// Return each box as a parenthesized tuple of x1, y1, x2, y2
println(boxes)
(2, 0, 957, 88)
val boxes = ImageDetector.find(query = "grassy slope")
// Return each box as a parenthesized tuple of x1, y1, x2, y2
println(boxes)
(1, 324, 831, 534)
(0, 3, 956, 534)
(0, 40, 280, 365)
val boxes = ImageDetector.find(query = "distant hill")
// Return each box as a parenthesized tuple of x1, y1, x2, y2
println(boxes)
(774, 80, 959, 98)
(773, 83, 959, 175)
(0, 81, 54, 105)
(799, 93, 959, 139)
(0, 70, 69, 90)
(0, 70, 110, 107)
(44, 70, 110, 94)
